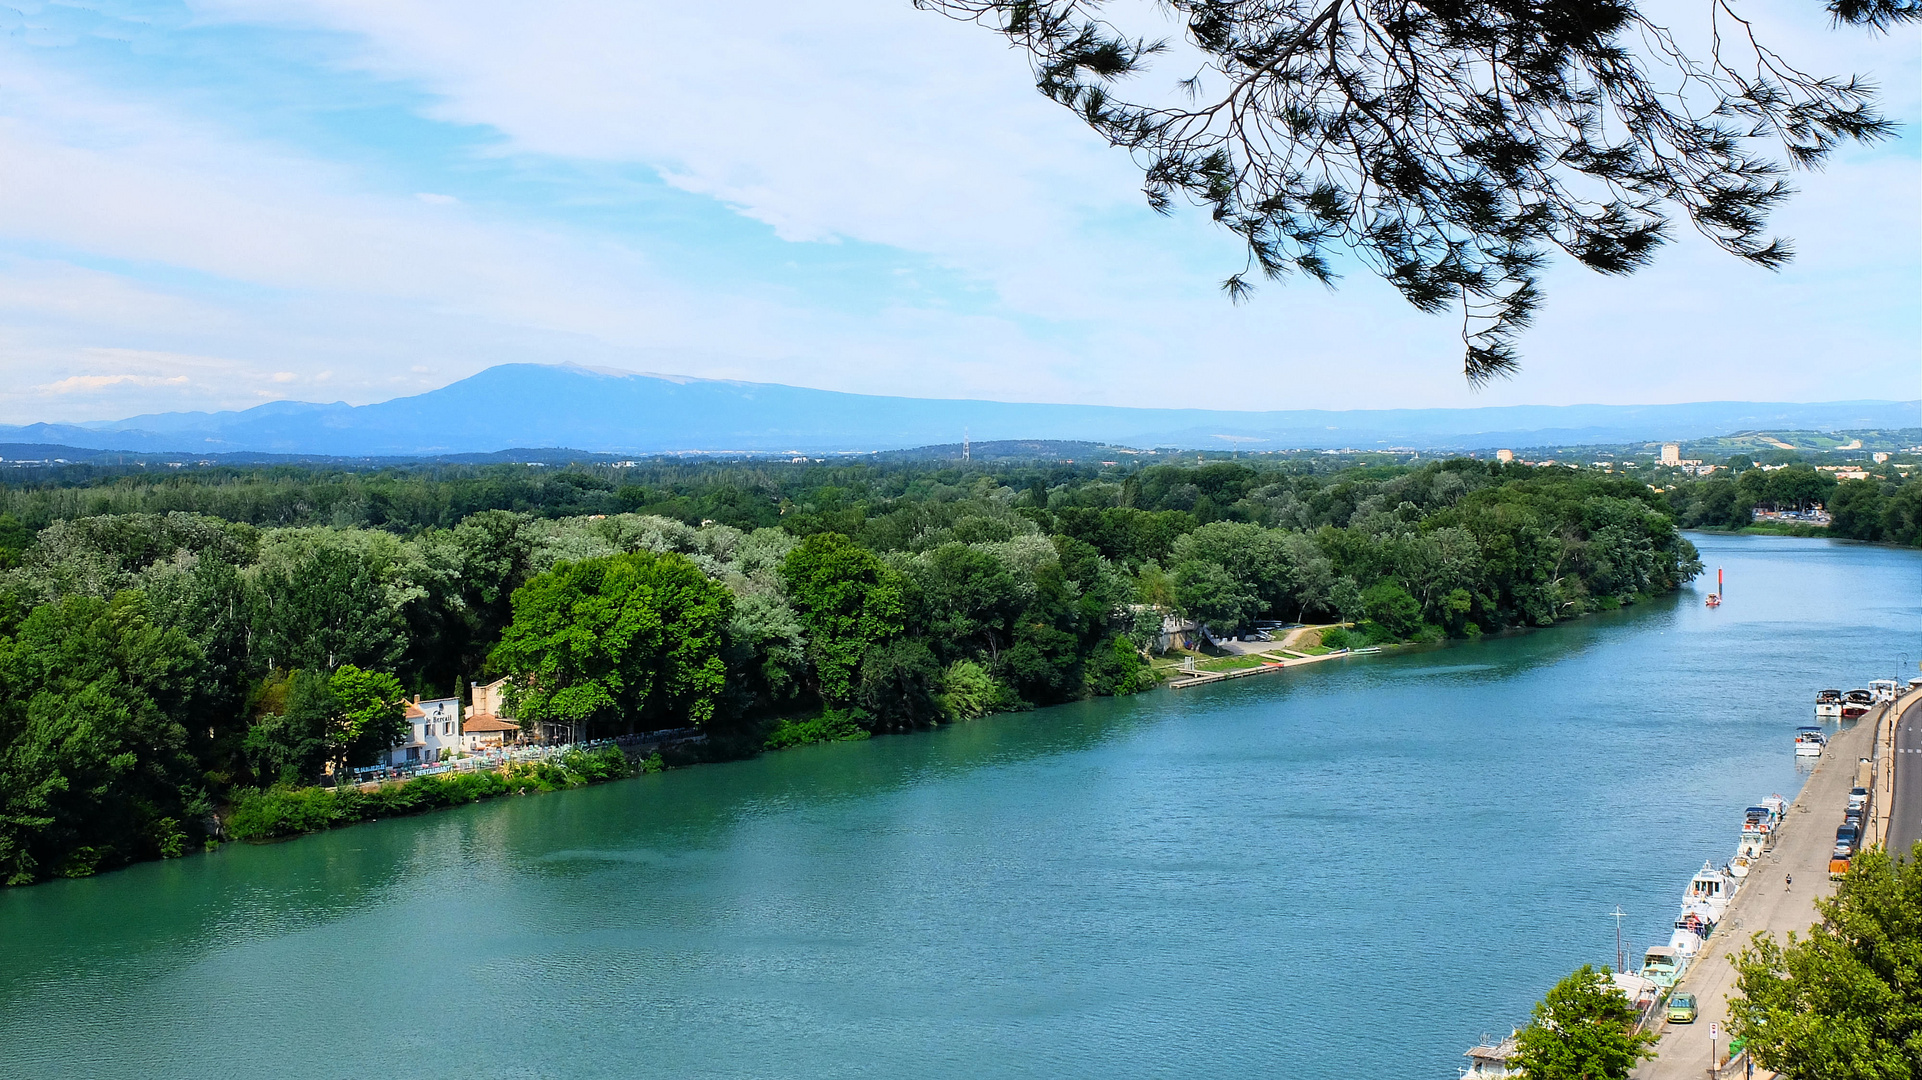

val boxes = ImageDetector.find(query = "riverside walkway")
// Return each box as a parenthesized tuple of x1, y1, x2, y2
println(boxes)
(1633, 699, 1894, 1080)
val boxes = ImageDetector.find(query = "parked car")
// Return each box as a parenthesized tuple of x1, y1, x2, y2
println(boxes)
(1666, 992, 1698, 1023)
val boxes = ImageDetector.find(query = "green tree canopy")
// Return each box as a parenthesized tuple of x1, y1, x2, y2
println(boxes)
(1172, 557, 1259, 634)
(249, 539, 405, 673)
(1828, 479, 1888, 541)
(0, 592, 204, 883)
(327, 665, 408, 773)
(779, 533, 906, 706)
(1511, 965, 1657, 1080)
(491, 550, 733, 737)
(1728, 843, 1922, 1080)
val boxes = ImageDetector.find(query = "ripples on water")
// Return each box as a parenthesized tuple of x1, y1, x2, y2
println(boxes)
(2, 535, 1918, 1079)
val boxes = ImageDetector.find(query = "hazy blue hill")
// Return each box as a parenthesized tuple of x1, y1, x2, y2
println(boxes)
(2, 363, 1915, 456)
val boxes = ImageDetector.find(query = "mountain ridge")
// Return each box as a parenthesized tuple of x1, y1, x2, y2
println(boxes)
(4, 363, 1916, 456)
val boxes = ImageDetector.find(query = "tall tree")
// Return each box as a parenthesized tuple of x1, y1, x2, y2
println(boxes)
(921, 0, 1912, 377)
(491, 551, 733, 738)
(0, 593, 205, 883)
(1728, 843, 1921, 1080)
(326, 666, 409, 775)
(1510, 965, 1658, 1080)
(250, 542, 404, 673)
(779, 533, 907, 707)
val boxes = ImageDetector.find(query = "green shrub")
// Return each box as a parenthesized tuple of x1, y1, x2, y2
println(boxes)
(764, 710, 871, 750)
(1084, 635, 1157, 696)
(224, 749, 640, 842)
(227, 785, 348, 840)
(149, 817, 188, 859)
(1361, 581, 1422, 638)
(936, 659, 1003, 720)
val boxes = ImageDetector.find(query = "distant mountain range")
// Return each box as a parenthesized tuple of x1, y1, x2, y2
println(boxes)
(1, 363, 1915, 457)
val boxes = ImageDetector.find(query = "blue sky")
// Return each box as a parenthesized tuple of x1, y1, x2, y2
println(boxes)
(0, 0, 1916, 424)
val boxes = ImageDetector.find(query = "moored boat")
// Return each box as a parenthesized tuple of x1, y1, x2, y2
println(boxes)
(1815, 689, 1843, 718)
(1682, 861, 1736, 921)
(1741, 804, 1779, 838)
(1668, 914, 1711, 959)
(1640, 945, 1685, 989)
(1795, 726, 1827, 757)
(1842, 689, 1873, 718)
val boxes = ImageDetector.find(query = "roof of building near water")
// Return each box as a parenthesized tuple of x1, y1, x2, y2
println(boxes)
(403, 703, 425, 718)
(463, 712, 520, 733)
(1465, 1034, 1518, 1061)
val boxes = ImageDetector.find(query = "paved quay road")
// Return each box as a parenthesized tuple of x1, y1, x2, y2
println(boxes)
(1633, 711, 1880, 1080)
(1890, 694, 1922, 858)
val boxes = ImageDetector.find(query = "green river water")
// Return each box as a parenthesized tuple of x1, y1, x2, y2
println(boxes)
(3, 533, 1919, 1079)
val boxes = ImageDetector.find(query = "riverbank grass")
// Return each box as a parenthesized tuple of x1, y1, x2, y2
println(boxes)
(225, 747, 637, 841)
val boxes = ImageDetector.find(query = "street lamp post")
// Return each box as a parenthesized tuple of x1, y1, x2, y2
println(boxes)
(1610, 906, 1627, 972)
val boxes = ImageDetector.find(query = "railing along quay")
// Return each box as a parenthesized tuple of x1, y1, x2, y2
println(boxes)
(341, 729, 707, 788)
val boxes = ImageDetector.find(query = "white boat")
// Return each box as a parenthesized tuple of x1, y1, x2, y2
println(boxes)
(1668, 906, 1717, 958)
(1728, 853, 1755, 880)
(1815, 689, 1843, 719)
(1869, 679, 1898, 704)
(1842, 689, 1873, 718)
(1796, 727, 1827, 757)
(1640, 945, 1685, 989)
(1683, 860, 1736, 920)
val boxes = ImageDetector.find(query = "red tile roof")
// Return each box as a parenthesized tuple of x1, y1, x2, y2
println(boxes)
(462, 712, 520, 733)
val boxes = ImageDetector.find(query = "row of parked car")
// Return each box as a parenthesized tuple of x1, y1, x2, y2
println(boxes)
(1830, 758, 1874, 878)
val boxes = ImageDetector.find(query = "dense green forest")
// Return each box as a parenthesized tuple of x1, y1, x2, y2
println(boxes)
(0, 456, 1700, 884)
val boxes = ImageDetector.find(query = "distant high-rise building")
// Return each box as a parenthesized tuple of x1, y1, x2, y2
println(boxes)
(1495, 449, 1514, 463)
(1660, 443, 1681, 465)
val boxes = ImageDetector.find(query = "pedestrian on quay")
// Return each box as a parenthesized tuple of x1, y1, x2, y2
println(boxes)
(1785, 873, 1793, 891)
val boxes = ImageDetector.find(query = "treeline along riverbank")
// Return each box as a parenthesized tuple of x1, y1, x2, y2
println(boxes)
(0, 456, 1701, 884)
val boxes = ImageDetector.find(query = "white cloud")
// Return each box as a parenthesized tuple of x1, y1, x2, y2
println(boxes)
(0, 2, 1911, 428)
(39, 373, 191, 394)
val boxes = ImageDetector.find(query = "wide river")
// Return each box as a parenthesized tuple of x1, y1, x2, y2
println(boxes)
(3, 534, 1919, 1079)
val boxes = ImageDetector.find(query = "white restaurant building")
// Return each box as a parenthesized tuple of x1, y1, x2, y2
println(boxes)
(381, 677, 521, 766)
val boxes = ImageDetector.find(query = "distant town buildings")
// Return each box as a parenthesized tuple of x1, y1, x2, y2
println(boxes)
(1660, 443, 1680, 465)
(1754, 507, 1832, 525)
(1873, 452, 1891, 464)
(1495, 449, 1514, 463)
